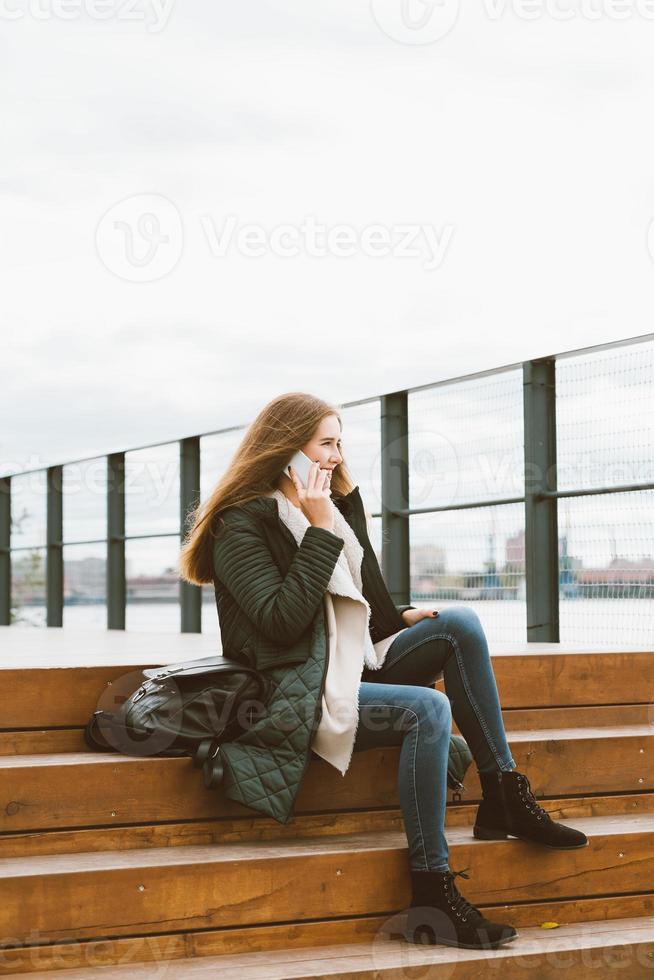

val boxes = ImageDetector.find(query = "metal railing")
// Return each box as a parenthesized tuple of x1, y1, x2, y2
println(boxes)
(2, 332, 653, 643)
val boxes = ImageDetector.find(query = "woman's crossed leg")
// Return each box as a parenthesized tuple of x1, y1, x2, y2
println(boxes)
(353, 605, 516, 871)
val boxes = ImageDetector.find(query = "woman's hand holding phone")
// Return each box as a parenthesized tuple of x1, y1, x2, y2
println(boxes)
(287, 462, 334, 531)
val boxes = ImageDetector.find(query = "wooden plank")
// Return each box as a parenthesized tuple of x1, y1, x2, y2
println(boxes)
(9, 918, 650, 980)
(1, 727, 651, 833)
(0, 667, 131, 728)
(0, 815, 652, 944)
(2, 899, 654, 976)
(500, 704, 651, 730)
(1, 794, 653, 861)
(0, 730, 84, 755)
(0, 627, 219, 666)
(0, 628, 648, 668)
(437, 650, 654, 709)
(0, 704, 649, 757)
(1, 649, 653, 728)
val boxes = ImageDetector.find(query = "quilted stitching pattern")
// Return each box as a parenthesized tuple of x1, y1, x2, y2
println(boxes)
(212, 505, 341, 823)
(219, 610, 327, 823)
(213, 515, 344, 647)
(211, 489, 415, 825)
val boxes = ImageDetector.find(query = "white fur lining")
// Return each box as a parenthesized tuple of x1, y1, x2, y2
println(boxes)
(266, 489, 406, 776)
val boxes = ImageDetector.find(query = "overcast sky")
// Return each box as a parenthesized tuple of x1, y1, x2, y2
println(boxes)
(3, 0, 654, 476)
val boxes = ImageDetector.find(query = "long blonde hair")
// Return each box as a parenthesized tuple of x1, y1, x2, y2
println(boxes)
(177, 392, 357, 586)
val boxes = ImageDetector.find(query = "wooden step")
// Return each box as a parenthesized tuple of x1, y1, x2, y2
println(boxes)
(502, 703, 652, 731)
(2, 792, 653, 860)
(0, 814, 652, 946)
(4, 916, 654, 980)
(1, 726, 651, 834)
(1, 645, 653, 729)
(1, 704, 650, 757)
(2, 895, 654, 975)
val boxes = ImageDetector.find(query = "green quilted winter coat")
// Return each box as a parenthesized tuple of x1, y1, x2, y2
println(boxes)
(211, 484, 414, 825)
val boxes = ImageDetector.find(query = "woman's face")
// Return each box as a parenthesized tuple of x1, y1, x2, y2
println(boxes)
(302, 414, 343, 474)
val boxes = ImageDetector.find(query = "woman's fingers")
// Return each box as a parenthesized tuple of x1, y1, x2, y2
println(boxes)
(303, 461, 317, 490)
(288, 460, 331, 496)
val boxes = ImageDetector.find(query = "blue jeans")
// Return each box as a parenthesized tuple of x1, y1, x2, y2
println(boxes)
(352, 606, 516, 872)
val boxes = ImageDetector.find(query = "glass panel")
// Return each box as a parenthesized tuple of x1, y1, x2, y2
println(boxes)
(339, 399, 381, 514)
(368, 513, 404, 589)
(126, 536, 181, 632)
(63, 542, 107, 629)
(408, 371, 524, 510)
(558, 490, 654, 645)
(200, 428, 247, 505)
(63, 457, 107, 544)
(556, 340, 654, 493)
(11, 547, 46, 627)
(125, 443, 179, 538)
(10, 470, 47, 550)
(410, 504, 526, 644)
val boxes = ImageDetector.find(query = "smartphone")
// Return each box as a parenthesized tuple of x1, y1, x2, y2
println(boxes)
(282, 449, 317, 489)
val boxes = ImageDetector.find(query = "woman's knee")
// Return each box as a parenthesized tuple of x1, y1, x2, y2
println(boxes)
(435, 604, 483, 638)
(416, 686, 452, 729)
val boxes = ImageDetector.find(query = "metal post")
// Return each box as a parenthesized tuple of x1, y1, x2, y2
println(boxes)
(180, 436, 201, 632)
(107, 453, 126, 630)
(46, 465, 63, 627)
(0, 476, 10, 625)
(380, 390, 411, 605)
(523, 358, 560, 642)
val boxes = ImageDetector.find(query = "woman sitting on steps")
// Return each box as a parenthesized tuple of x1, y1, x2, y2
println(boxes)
(180, 391, 589, 953)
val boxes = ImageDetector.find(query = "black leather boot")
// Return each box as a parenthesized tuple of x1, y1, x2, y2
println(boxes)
(473, 768, 588, 848)
(403, 867, 518, 949)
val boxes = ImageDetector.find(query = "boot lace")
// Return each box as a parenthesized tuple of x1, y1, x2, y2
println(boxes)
(442, 867, 480, 922)
(515, 772, 551, 821)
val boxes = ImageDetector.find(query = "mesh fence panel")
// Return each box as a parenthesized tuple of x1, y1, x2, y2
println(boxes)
(556, 342, 654, 642)
(406, 372, 525, 643)
(558, 489, 654, 645)
(408, 371, 524, 510)
(556, 341, 654, 493)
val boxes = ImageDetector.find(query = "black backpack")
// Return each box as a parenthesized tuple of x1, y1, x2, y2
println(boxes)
(83, 655, 272, 791)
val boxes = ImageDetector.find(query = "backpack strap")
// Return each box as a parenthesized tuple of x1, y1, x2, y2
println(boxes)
(200, 739, 224, 789)
(83, 710, 118, 752)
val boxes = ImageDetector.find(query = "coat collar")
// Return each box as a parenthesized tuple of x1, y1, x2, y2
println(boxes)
(240, 484, 362, 524)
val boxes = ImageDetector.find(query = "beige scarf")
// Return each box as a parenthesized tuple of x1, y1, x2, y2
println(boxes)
(266, 489, 406, 776)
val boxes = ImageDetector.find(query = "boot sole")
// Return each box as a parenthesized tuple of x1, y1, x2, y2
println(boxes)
(473, 824, 589, 848)
(403, 925, 519, 949)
